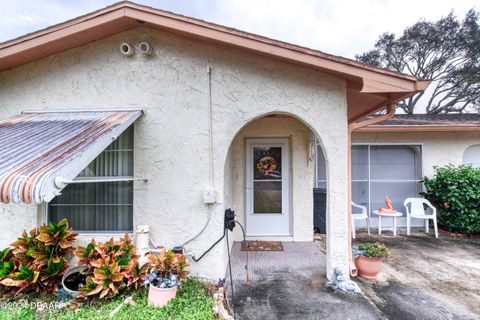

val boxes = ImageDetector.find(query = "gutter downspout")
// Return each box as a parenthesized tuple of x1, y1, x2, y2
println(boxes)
(347, 103, 396, 276)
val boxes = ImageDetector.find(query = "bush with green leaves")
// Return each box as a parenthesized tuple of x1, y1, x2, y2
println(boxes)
(0, 219, 78, 295)
(422, 165, 480, 234)
(75, 234, 148, 300)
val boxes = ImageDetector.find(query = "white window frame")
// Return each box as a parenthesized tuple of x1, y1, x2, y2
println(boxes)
(44, 181, 135, 236)
(41, 129, 136, 236)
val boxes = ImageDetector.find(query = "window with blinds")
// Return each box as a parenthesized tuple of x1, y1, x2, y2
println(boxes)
(48, 126, 134, 232)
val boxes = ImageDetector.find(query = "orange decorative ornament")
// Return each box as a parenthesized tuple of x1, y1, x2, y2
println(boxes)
(379, 196, 397, 214)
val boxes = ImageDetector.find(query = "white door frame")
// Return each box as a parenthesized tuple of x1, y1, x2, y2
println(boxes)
(245, 138, 291, 237)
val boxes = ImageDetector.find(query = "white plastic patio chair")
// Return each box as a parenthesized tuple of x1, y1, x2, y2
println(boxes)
(404, 198, 438, 238)
(352, 201, 370, 239)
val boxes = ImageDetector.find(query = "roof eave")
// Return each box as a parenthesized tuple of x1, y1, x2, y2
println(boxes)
(357, 125, 480, 132)
(0, 1, 429, 123)
(0, 2, 424, 93)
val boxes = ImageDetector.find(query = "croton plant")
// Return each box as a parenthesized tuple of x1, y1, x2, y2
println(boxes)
(75, 234, 148, 300)
(0, 219, 78, 295)
(145, 249, 189, 289)
(0, 221, 190, 300)
(147, 249, 189, 279)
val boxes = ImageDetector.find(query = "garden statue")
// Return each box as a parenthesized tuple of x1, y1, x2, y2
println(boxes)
(379, 196, 397, 213)
(326, 267, 362, 293)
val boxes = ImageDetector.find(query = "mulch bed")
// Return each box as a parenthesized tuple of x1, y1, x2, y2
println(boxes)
(438, 228, 479, 238)
(241, 241, 283, 251)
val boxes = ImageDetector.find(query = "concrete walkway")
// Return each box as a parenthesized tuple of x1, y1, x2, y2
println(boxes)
(226, 242, 382, 320)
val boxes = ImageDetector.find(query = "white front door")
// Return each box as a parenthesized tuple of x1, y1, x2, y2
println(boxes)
(246, 138, 291, 236)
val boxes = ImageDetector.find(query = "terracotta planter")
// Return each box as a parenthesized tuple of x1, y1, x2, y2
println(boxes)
(355, 256, 383, 280)
(148, 284, 177, 308)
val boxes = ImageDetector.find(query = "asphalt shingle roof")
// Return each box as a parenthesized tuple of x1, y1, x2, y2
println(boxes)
(375, 114, 480, 126)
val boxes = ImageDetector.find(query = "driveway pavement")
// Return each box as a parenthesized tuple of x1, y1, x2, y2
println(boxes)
(355, 232, 480, 320)
(227, 233, 480, 320)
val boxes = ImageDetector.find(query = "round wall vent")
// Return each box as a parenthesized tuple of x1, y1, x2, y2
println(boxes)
(120, 43, 134, 56)
(138, 42, 153, 55)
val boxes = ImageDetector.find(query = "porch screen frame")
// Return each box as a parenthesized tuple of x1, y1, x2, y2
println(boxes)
(315, 143, 424, 210)
(350, 142, 424, 215)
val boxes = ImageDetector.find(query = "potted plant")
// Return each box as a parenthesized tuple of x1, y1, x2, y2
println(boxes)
(353, 242, 391, 280)
(145, 249, 189, 308)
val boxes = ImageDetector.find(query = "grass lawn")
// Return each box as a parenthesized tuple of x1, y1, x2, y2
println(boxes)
(0, 278, 218, 320)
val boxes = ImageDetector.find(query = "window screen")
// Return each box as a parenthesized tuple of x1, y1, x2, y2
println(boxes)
(351, 145, 422, 215)
(315, 144, 422, 214)
(48, 126, 134, 232)
(369, 145, 422, 211)
(351, 145, 369, 207)
(316, 145, 326, 189)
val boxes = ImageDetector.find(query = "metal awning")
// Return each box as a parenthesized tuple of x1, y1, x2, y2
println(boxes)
(0, 110, 142, 204)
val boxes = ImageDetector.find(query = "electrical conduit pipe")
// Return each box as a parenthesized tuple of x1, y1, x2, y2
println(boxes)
(347, 104, 396, 276)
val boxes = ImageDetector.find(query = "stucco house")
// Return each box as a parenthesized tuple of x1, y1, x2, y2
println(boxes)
(0, 2, 477, 280)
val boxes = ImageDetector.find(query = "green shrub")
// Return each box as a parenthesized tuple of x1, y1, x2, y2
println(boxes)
(0, 219, 77, 295)
(74, 234, 148, 300)
(356, 242, 391, 258)
(422, 164, 480, 234)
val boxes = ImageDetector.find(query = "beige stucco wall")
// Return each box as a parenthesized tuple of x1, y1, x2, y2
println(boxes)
(226, 116, 316, 242)
(0, 26, 349, 279)
(352, 131, 480, 177)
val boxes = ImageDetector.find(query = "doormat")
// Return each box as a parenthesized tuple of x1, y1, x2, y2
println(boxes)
(241, 241, 283, 251)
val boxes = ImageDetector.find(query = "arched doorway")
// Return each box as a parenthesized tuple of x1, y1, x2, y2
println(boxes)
(223, 113, 337, 319)
(218, 105, 350, 279)
(223, 113, 327, 243)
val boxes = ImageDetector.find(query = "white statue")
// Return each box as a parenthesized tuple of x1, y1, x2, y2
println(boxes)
(326, 267, 362, 293)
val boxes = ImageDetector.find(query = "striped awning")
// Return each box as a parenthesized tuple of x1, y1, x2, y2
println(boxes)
(0, 110, 142, 204)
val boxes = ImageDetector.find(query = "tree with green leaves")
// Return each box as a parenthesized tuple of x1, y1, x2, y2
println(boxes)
(357, 9, 480, 114)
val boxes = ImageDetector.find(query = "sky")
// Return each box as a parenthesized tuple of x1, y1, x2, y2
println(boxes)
(0, 0, 478, 59)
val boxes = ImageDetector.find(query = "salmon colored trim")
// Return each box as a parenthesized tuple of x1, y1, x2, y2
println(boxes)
(0, 2, 430, 124)
(349, 106, 396, 132)
(0, 113, 36, 128)
(0, 112, 120, 203)
(347, 91, 424, 125)
(0, 1, 414, 80)
(20, 112, 130, 203)
(357, 125, 480, 132)
(127, 7, 420, 92)
(347, 104, 396, 277)
(125, 2, 420, 81)
(0, 1, 426, 95)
